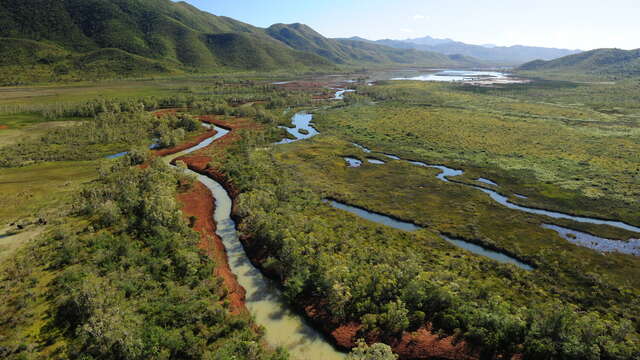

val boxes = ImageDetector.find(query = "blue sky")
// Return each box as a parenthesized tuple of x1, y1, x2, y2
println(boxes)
(177, 0, 639, 50)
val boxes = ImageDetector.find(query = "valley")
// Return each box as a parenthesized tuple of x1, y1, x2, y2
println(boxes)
(1, 1, 639, 359)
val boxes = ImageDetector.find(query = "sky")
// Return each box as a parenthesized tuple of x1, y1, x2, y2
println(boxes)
(177, 0, 639, 50)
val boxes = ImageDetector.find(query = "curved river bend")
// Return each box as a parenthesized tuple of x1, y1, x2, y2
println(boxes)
(148, 86, 639, 358)
(163, 122, 345, 360)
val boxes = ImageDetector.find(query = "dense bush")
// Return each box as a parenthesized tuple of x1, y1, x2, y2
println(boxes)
(220, 134, 640, 360)
(0, 156, 288, 359)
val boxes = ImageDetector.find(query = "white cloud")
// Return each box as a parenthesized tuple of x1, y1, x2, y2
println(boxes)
(412, 14, 427, 20)
(400, 28, 414, 33)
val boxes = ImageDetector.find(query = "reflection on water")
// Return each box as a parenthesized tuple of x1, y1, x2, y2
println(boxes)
(334, 89, 355, 100)
(392, 70, 509, 82)
(325, 199, 422, 232)
(108, 122, 218, 160)
(344, 157, 362, 167)
(477, 178, 498, 186)
(367, 158, 385, 165)
(346, 142, 640, 237)
(352, 143, 372, 153)
(199, 176, 346, 360)
(277, 113, 318, 144)
(167, 122, 345, 359)
(163, 126, 230, 164)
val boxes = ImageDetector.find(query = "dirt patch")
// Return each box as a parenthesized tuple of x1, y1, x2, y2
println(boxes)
(384, 327, 477, 360)
(177, 182, 246, 315)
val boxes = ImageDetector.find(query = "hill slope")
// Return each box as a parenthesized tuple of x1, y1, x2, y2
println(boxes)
(266, 23, 481, 67)
(518, 48, 640, 79)
(0, 0, 484, 84)
(361, 36, 580, 65)
(0, 0, 333, 83)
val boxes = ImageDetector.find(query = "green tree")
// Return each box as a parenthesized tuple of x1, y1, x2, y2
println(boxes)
(347, 340, 398, 360)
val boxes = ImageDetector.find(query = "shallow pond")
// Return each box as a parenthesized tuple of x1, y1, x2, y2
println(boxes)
(391, 70, 509, 82)
(344, 157, 362, 167)
(277, 112, 317, 144)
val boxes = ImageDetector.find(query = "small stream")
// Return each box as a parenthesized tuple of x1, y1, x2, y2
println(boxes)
(324, 199, 533, 270)
(151, 86, 638, 357)
(352, 143, 640, 237)
(277, 112, 318, 144)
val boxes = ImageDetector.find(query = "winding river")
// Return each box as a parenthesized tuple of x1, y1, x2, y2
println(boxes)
(162, 122, 346, 359)
(133, 85, 638, 359)
(347, 143, 640, 246)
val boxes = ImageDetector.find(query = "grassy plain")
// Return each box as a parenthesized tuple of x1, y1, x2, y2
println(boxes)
(317, 81, 640, 226)
(266, 78, 640, 335)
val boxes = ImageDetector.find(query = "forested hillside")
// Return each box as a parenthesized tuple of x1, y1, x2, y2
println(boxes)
(0, 0, 333, 83)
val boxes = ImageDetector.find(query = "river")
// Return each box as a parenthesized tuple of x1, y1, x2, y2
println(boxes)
(143, 84, 638, 359)
(162, 121, 346, 360)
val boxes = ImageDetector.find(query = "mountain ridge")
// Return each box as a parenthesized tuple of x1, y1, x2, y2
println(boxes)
(0, 0, 483, 84)
(518, 48, 640, 79)
(351, 35, 581, 65)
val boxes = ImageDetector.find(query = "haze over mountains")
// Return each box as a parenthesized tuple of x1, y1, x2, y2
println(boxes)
(350, 35, 582, 65)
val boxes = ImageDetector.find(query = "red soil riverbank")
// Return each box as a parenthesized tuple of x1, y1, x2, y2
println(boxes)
(176, 181, 246, 315)
(159, 111, 481, 359)
(150, 113, 249, 315)
(171, 117, 479, 360)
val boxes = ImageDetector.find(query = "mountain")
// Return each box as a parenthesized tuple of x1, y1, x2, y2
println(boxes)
(518, 48, 640, 79)
(0, 0, 482, 84)
(266, 23, 482, 67)
(403, 35, 454, 47)
(363, 35, 581, 65)
(0, 0, 339, 83)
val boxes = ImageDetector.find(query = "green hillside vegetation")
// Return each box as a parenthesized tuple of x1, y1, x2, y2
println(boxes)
(518, 48, 640, 80)
(0, 0, 485, 84)
(266, 23, 480, 67)
(0, 0, 333, 84)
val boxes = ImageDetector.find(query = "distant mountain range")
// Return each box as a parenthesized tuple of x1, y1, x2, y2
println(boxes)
(266, 24, 480, 68)
(518, 48, 640, 79)
(0, 0, 483, 83)
(347, 35, 581, 65)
